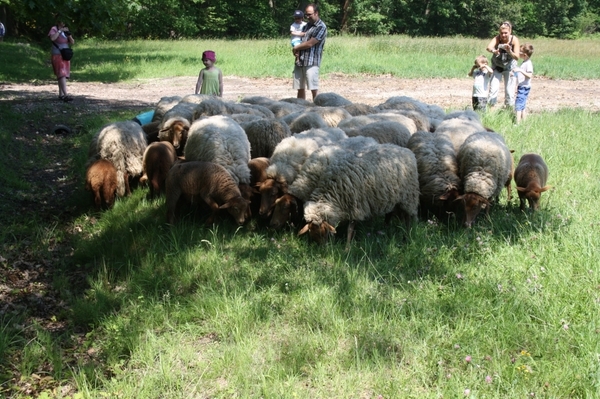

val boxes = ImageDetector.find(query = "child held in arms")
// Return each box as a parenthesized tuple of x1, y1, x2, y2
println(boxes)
(195, 50, 223, 97)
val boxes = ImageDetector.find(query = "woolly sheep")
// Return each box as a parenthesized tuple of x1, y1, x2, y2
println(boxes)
(258, 127, 347, 218)
(85, 159, 118, 209)
(313, 92, 352, 107)
(161, 101, 198, 126)
(193, 97, 229, 118)
(434, 118, 486, 153)
(346, 120, 412, 147)
(87, 120, 147, 197)
(286, 111, 329, 133)
(180, 94, 213, 104)
(184, 115, 252, 185)
(342, 103, 377, 116)
(266, 101, 306, 118)
(455, 131, 513, 227)
(229, 113, 264, 124)
(152, 96, 182, 122)
(139, 141, 178, 199)
(299, 144, 420, 245)
(514, 153, 551, 212)
(338, 113, 417, 135)
(157, 116, 190, 156)
(240, 96, 275, 107)
(269, 136, 379, 230)
(306, 106, 353, 127)
(280, 97, 313, 107)
(165, 161, 250, 225)
(239, 118, 291, 159)
(406, 130, 461, 217)
(444, 109, 482, 124)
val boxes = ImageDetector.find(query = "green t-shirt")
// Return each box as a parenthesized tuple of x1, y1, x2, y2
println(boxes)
(200, 68, 221, 96)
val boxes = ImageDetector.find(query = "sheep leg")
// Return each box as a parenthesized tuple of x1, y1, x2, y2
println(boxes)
(345, 221, 356, 250)
(124, 172, 131, 196)
(203, 196, 221, 225)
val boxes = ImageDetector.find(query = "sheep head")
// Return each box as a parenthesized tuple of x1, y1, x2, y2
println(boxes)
(257, 178, 286, 218)
(219, 197, 251, 226)
(298, 221, 336, 244)
(158, 118, 190, 150)
(269, 194, 300, 230)
(516, 182, 551, 211)
(454, 193, 490, 228)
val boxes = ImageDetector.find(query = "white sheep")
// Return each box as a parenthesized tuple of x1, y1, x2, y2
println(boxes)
(267, 101, 307, 118)
(444, 109, 482, 124)
(338, 112, 417, 135)
(346, 120, 412, 147)
(239, 118, 292, 159)
(342, 103, 377, 116)
(313, 92, 353, 107)
(161, 101, 198, 126)
(406, 130, 461, 217)
(455, 131, 513, 227)
(306, 106, 353, 127)
(87, 120, 147, 197)
(434, 118, 487, 153)
(184, 115, 251, 185)
(299, 143, 420, 245)
(152, 96, 182, 122)
(239, 96, 275, 107)
(258, 127, 347, 218)
(285, 111, 329, 133)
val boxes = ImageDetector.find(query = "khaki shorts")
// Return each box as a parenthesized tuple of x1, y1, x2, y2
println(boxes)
(293, 65, 320, 90)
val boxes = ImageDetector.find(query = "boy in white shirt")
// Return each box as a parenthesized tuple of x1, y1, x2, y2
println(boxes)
(513, 43, 534, 124)
(290, 10, 306, 66)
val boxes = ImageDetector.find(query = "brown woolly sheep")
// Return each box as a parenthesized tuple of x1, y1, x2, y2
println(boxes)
(158, 117, 190, 156)
(514, 153, 551, 211)
(139, 141, 178, 199)
(165, 161, 251, 225)
(85, 159, 118, 209)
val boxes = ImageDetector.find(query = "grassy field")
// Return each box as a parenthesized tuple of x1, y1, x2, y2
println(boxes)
(1, 36, 600, 398)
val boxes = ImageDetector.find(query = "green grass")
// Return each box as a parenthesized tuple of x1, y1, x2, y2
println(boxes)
(1, 36, 600, 398)
(2, 35, 600, 83)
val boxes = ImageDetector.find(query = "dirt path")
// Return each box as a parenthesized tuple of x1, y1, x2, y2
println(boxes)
(2, 75, 599, 112)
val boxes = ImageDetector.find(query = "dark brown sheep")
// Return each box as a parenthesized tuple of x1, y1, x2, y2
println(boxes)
(85, 159, 118, 209)
(165, 161, 250, 225)
(514, 153, 551, 211)
(139, 141, 178, 199)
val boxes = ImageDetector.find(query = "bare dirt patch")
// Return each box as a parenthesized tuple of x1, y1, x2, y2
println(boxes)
(3, 74, 600, 112)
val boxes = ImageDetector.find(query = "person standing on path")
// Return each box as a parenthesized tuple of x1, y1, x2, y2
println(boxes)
(486, 21, 520, 108)
(292, 3, 327, 101)
(195, 50, 223, 97)
(48, 19, 75, 101)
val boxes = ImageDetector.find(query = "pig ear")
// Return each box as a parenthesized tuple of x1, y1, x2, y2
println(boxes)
(540, 185, 552, 192)
(298, 224, 310, 236)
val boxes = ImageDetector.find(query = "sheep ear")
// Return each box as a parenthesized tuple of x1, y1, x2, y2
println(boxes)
(219, 202, 231, 210)
(540, 185, 552, 192)
(324, 222, 336, 233)
(298, 224, 310, 236)
(516, 186, 526, 192)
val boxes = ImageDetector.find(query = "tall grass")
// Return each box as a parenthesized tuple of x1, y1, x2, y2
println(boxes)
(2, 35, 600, 83)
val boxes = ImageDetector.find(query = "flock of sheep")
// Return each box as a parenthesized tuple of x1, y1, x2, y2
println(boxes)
(85, 91, 551, 245)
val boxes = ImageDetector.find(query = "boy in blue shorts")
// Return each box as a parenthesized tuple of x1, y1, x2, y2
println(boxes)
(513, 43, 534, 124)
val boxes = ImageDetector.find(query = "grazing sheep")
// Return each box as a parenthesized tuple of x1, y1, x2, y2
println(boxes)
(342, 103, 377, 116)
(158, 116, 190, 156)
(87, 120, 147, 197)
(280, 97, 313, 107)
(299, 144, 420, 245)
(161, 101, 198, 126)
(180, 94, 213, 104)
(152, 96, 182, 122)
(434, 118, 486, 153)
(229, 113, 264, 124)
(139, 141, 178, 199)
(258, 128, 347, 218)
(406, 130, 461, 217)
(85, 159, 118, 209)
(239, 118, 292, 158)
(184, 115, 252, 185)
(346, 120, 412, 147)
(313, 92, 353, 107)
(455, 131, 513, 227)
(306, 106, 353, 127)
(269, 136, 379, 230)
(240, 96, 275, 107)
(514, 153, 551, 212)
(444, 109, 482, 124)
(391, 109, 431, 132)
(376, 96, 429, 113)
(286, 111, 329, 133)
(165, 161, 250, 225)
(338, 113, 417, 135)
(193, 97, 229, 118)
(142, 121, 161, 144)
(247, 157, 271, 219)
(266, 101, 306, 118)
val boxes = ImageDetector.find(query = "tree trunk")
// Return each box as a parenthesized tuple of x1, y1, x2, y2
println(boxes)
(340, 0, 352, 32)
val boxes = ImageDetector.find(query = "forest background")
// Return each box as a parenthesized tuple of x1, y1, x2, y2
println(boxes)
(1, 0, 600, 42)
